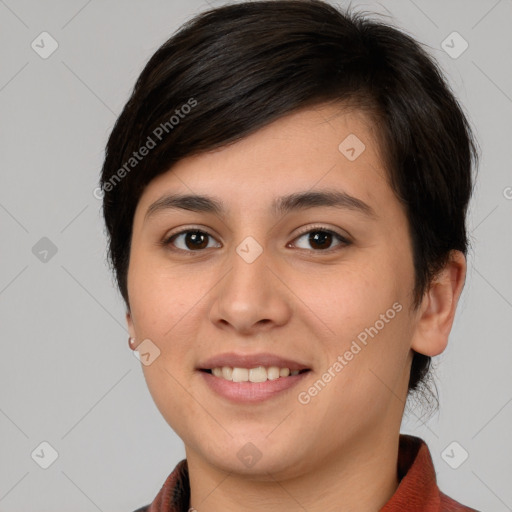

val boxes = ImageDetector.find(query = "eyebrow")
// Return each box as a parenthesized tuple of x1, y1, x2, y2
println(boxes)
(144, 189, 377, 222)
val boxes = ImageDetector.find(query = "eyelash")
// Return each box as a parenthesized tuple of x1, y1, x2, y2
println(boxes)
(161, 225, 351, 255)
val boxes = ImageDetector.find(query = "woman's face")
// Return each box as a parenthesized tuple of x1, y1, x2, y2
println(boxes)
(126, 104, 422, 478)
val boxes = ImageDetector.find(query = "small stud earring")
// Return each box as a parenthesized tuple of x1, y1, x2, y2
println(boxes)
(128, 337, 136, 349)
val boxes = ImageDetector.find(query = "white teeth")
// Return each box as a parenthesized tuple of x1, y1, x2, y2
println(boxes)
(221, 366, 233, 380)
(208, 366, 306, 382)
(232, 367, 249, 382)
(249, 366, 267, 383)
(267, 366, 280, 380)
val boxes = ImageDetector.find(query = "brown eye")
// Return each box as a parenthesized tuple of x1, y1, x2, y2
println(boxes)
(292, 228, 350, 252)
(165, 230, 220, 251)
(308, 231, 332, 250)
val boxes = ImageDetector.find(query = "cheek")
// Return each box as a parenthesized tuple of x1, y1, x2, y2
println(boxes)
(294, 260, 401, 333)
(127, 248, 201, 333)
(298, 303, 412, 437)
(127, 251, 220, 386)
(129, 258, 208, 433)
(292, 257, 412, 395)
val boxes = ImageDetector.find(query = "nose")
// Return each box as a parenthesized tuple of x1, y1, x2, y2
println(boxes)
(208, 240, 292, 335)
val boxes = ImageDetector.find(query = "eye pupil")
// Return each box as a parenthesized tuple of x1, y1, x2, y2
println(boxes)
(309, 231, 332, 250)
(186, 231, 209, 250)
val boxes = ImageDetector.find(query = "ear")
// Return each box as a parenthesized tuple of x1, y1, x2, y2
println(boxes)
(126, 310, 136, 339)
(410, 250, 467, 357)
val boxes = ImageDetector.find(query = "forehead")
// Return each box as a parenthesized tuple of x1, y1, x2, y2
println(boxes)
(136, 104, 392, 218)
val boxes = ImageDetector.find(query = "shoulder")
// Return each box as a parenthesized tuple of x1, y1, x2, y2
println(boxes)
(381, 435, 480, 512)
(129, 459, 189, 512)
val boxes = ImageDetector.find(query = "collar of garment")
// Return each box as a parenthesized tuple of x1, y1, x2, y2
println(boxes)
(134, 434, 478, 512)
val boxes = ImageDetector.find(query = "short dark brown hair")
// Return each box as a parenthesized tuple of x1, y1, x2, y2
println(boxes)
(100, 0, 478, 400)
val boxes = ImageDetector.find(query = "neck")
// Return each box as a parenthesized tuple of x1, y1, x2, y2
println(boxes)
(186, 429, 400, 512)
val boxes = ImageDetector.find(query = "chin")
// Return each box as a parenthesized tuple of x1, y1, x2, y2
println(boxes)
(198, 434, 310, 479)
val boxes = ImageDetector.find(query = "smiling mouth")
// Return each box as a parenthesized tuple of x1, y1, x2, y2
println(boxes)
(200, 366, 311, 383)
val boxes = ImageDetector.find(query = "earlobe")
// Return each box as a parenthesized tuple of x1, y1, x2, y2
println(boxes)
(126, 310, 136, 339)
(410, 250, 467, 357)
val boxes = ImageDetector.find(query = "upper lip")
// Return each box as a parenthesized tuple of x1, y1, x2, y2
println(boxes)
(197, 352, 311, 372)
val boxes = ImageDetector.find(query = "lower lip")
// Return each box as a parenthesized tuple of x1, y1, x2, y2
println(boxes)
(198, 370, 311, 403)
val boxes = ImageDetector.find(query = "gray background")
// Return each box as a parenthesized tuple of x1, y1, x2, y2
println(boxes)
(1, 0, 511, 510)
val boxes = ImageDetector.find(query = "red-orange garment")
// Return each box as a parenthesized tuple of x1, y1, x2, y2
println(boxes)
(133, 435, 479, 511)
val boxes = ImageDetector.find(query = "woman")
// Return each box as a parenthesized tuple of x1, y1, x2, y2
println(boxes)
(99, 1, 480, 510)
